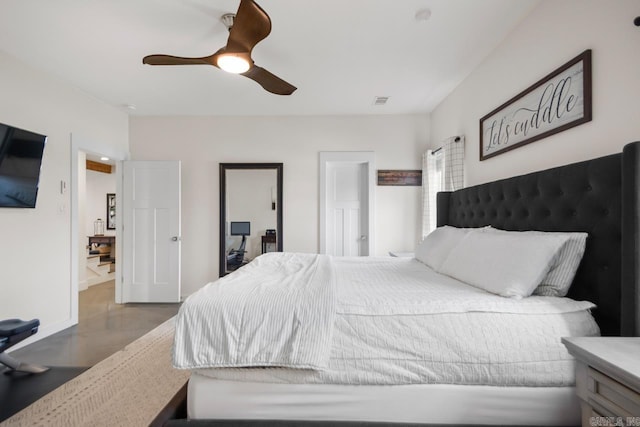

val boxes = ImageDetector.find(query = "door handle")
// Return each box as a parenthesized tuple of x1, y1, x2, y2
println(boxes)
(171, 236, 181, 242)
(360, 235, 367, 241)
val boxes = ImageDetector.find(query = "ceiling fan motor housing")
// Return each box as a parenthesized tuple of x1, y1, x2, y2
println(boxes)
(221, 13, 236, 31)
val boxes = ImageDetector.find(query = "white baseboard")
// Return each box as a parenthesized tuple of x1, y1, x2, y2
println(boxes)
(7, 318, 77, 353)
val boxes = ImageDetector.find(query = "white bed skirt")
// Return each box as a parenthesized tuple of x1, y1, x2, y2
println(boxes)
(187, 373, 581, 425)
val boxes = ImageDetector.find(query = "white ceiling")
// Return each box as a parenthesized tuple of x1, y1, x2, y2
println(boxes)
(0, 0, 540, 117)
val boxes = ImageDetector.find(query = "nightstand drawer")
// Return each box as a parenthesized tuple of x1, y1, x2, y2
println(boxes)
(586, 367, 640, 417)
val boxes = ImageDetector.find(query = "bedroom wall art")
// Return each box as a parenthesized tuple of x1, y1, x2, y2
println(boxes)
(377, 170, 422, 186)
(479, 49, 592, 161)
(106, 193, 115, 230)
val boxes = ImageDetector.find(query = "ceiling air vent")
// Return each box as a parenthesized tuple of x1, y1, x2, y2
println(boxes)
(373, 96, 389, 106)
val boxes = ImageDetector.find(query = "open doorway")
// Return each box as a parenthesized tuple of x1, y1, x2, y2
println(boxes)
(70, 134, 126, 325)
(80, 153, 117, 291)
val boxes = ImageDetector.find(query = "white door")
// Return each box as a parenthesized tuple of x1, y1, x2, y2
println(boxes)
(122, 161, 181, 302)
(320, 152, 375, 256)
(327, 163, 368, 256)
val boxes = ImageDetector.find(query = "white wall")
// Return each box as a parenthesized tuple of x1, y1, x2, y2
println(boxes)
(430, 0, 640, 186)
(130, 114, 429, 296)
(0, 50, 128, 340)
(86, 169, 116, 237)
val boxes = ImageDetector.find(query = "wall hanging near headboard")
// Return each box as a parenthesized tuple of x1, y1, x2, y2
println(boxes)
(377, 170, 422, 186)
(479, 49, 592, 161)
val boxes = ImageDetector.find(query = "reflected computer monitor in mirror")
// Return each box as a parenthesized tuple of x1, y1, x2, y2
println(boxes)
(230, 221, 250, 236)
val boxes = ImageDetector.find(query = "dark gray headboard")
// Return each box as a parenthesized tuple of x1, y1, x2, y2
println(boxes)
(437, 141, 640, 337)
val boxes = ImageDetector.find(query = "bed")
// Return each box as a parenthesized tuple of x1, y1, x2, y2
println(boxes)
(171, 141, 640, 426)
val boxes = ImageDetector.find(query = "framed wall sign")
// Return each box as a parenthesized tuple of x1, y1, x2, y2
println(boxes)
(106, 193, 116, 230)
(479, 50, 592, 161)
(377, 170, 422, 186)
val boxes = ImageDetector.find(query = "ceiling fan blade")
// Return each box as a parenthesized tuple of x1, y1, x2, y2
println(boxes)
(242, 66, 296, 95)
(226, 0, 271, 53)
(142, 1, 296, 95)
(142, 54, 215, 66)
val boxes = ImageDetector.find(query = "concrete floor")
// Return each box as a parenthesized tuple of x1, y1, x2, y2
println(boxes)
(10, 281, 181, 367)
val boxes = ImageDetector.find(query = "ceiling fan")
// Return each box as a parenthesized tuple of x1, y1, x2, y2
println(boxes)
(142, 0, 296, 96)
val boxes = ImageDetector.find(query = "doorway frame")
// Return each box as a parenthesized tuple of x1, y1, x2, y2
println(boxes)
(70, 134, 127, 323)
(319, 151, 375, 255)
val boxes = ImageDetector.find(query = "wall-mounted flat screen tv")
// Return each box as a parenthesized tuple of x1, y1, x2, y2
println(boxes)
(0, 122, 46, 208)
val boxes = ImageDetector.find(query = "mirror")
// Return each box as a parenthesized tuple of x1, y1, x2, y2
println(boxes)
(219, 163, 283, 277)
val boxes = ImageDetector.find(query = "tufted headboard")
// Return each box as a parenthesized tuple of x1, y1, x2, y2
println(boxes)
(437, 141, 640, 337)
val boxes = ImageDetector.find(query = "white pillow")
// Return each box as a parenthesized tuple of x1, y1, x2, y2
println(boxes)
(485, 227, 588, 297)
(439, 229, 569, 298)
(415, 226, 471, 271)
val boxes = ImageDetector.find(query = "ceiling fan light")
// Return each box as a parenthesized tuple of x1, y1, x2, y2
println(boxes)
(217, 54, 250, 74)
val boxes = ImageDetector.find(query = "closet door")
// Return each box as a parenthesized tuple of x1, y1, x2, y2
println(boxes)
(320, 152, 375, 257)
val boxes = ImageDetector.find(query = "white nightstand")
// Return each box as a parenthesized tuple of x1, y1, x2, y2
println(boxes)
(388, 251, 414, 258)
(562, 337, 640, 425)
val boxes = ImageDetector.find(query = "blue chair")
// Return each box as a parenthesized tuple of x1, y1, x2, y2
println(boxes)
(0, 319, 49, 374)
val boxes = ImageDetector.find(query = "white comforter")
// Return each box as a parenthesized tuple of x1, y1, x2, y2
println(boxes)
(173, 252, 336, 369)
(177, 254, 600, 387)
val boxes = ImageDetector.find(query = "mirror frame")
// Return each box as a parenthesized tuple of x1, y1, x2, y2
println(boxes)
(219, 163, 283, 277)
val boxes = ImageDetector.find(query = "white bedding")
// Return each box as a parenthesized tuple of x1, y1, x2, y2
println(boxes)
(188, 375, 581, 425)
(174, 252, 336, 370)
(334, 256, 595, 315)
(178, 254, 599, 387)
